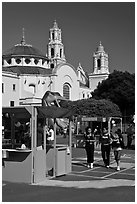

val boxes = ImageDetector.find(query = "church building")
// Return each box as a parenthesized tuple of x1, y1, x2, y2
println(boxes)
(2, 20, 109, 107)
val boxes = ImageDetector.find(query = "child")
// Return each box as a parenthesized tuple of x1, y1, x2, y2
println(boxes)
(99, 127, 111, 168)
(111, 129, 124, 171)
(84, 127, 96, 168)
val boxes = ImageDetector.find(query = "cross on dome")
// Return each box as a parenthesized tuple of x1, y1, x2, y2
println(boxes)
(21, 28, 26, 45)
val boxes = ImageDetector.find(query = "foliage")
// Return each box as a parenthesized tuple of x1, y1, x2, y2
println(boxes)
(60, 98, 121, 117)
(91, 70, 135, 118)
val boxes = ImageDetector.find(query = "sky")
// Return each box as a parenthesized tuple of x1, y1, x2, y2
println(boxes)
(2, 2, 135, 74)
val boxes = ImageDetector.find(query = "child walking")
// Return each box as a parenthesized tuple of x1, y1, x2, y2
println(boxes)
(99, 127, 111, 168)
(84, 127, 95, 168)
(111, 128, 124, 171)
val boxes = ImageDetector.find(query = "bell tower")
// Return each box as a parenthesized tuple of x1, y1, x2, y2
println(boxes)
(89, 42, 110, 92)
(93, 41, 109, 74)
(47, 20, 66, 69)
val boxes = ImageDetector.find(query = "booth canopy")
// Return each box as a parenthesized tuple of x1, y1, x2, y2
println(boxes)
(2, 107, 30, 119)
(37, 106, 74, 119)
(2, 106, 74, 119)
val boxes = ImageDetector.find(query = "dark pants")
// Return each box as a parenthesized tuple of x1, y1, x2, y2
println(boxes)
(127, 135, 133, 149)
(85, 144, 94, 164)
(101, 144, 111, 166)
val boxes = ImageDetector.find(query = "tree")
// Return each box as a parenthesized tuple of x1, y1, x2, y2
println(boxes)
(91, 70, 135, 120)
(60, 98, 121, 117)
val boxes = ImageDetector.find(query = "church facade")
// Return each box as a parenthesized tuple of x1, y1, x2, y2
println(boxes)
(2, 21, 109, 107)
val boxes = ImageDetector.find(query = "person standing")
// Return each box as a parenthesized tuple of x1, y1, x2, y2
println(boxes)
(111, 129, 124, 171)
(37, 122, 44, 150)
(15, 121, 24, 144)
(99, 127, 111, 168)
(84, 127, 95, 168)
(126, 124, 134, 149)
(63, 127, 67, 138)
(48, 126, 54, 145)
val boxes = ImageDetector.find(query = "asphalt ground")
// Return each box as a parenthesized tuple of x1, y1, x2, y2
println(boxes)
(72, 148, 135, 180)
(2, 137, 135, 202)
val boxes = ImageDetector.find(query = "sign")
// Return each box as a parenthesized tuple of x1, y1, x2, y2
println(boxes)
(81, 117, 98, 121)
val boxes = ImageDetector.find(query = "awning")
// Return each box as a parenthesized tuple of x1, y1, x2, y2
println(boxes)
(2, 107, 30, 119)
(37, 106, 74, 119)
(2, 106, 75, 120)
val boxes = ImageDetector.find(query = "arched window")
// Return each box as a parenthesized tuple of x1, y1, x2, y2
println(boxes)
(29, 83, 36, 94)
(60, 49, 62, 58)
(97, 58, 101, 69)
(52, 32, 54, 40)
(63, 83, 70, 100)
(51, 48, 54, 57)
(51, 63, 54, 68)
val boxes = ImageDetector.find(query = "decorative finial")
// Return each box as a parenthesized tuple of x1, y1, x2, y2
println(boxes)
(53, 20, 58, 29)
(99, 41, 102, 46)
(79, 62, 81, 67)
(21, 28, 25, 45)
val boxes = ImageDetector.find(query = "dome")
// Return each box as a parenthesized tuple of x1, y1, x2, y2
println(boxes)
(3, 29, 47, 60)
(96, 41, 105, 53)
(2, 66, 52, 75)
(3, 44, 46, 59)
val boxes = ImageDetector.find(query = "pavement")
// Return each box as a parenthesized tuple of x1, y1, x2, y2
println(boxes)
(33, 148, 135, 188)
(2, 146, 135, 202)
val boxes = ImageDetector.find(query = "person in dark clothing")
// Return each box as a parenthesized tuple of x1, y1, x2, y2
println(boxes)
(15, 121, 24, 144)
(84, 127, 95, 168)
(126, 125, 134, 149)
(99, 127, 111, 168)
(37, 122, 44, 150)
(24, 123, 31, 149)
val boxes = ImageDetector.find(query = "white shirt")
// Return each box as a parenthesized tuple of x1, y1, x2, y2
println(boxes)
(49, 129, 54, 141)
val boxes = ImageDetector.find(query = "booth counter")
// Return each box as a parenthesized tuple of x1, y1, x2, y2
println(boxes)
(2, 149, 33, 183)
(2, 144, 71, 183)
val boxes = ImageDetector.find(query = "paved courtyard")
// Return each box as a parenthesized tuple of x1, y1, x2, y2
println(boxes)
(34, 148, 135, 188)
(3, 147, 135, 202)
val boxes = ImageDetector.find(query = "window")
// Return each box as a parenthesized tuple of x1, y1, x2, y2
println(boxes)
(25, 58, 31, 64)
(16, 58, 21, 64)
(34, 59, 39, 65)
(52, 32, 54, 40)
(13, 84, 16, 91)
(51, 48, 54, 57)
(7, 58, 11, 64)
(51, 63, 54, 69)
(60, 49, 62, 58)
(83, 93, 85, 98)
(97, 59, 101, 69)
(10, 101, 14, 107)
(2, 83, 4, 93)
(42, 59, 46, 65)
(63, 83, 70, 100)
(29, 84, 36, 94)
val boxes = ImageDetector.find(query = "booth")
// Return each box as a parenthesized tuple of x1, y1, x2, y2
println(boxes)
(74, 116, 122, 148)
(2, 106, 73, 184)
